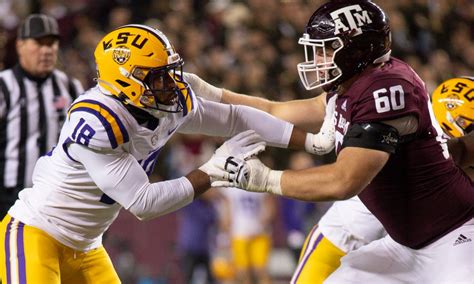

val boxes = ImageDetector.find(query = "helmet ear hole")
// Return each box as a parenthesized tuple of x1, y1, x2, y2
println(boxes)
(116, 80, 130, 88)
(331, 40, 341, 49)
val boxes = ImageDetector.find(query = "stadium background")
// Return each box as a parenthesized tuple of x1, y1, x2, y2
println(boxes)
(0, 0, 472, 283)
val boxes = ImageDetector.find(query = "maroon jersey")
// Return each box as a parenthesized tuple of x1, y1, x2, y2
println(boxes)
(333, 57, 474, 249)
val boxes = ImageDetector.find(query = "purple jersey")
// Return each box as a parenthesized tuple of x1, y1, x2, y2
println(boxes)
(333, 57, 474, 249)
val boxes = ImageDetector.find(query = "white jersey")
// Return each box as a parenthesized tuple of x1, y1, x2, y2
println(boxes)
(9, 85, 293, 251)
(223, 187, 269, 238)
(318, 196, 386, 253)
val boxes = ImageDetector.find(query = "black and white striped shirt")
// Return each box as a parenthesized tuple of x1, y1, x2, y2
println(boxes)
(0, 64, 83, 190)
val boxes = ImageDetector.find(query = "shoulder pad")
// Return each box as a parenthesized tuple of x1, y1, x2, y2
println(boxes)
(67, 99, 130, 149)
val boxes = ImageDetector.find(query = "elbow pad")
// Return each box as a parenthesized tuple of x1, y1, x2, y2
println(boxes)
(342, 122, 400, 154)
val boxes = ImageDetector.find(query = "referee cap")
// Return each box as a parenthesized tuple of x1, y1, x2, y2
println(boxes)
(18, 14, 60, 39)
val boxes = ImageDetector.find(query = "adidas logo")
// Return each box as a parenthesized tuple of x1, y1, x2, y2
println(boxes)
(453, 234, 472, 246)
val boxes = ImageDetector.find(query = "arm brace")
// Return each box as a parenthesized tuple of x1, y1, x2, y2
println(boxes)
(342, 122, 400, 154)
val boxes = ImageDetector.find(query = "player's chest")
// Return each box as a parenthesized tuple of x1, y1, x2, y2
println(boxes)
(128, 116, 183, 160)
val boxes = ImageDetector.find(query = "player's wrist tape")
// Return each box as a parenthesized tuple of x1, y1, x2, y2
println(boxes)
(266, 170, 283, 195)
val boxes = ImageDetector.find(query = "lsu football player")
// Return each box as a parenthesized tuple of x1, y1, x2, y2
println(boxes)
(433, 76, 474, 178)
(0, 24, 319, 283)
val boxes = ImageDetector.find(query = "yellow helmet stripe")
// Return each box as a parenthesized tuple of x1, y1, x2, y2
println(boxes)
(68, 100, 129, 148)
(183, 87, 194, 114)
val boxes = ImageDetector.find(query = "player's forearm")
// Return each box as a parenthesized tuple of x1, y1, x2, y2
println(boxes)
(128, 170, 212, 220)
(186, 169, 211, 198)
(223, 89, 326, 133)
(278, 148, 388, 201)
(222, 88, 274, 113)
(231, 104, 299, 149)
(180, 99, 295, 149)
(280, 165, 358, 201)
(288, 127, 308, 151)
(128, 177, 195, 220)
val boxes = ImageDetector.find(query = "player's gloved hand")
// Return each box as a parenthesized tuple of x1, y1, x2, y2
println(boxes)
(199, 130, 266, 185)
(305, 94, 337, 155)
(215, 130, 266, 160)
(183, 72, 223, 102)
(212, 157, 283, 195)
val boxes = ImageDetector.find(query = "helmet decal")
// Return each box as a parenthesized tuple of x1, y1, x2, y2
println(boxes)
(113, 45, 131, 65)
(330, 4, 373, 36)
(442, 94, 463, 111)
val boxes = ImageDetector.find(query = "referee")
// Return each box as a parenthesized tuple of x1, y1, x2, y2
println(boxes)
(0, 14, 84, 219)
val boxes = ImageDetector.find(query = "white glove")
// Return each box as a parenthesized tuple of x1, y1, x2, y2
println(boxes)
(199, 130, 266, 184)
(215, 130, 266, 160)
(212, 157, 283, 195)
(183, 72, 223, 102)
(305, 94, 337, 155)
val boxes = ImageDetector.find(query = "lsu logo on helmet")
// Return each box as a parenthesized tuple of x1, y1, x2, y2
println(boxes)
(112, 45, 131, 65)
(432, 77, 474, 137)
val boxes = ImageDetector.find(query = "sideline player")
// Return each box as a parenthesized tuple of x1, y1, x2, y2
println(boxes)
(0, 24, 319, 283)
(194, 1, 474, 282)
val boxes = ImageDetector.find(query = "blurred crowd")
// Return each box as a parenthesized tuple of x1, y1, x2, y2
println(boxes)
(1, 0, 473, 98)
(1, 0, 473, 283)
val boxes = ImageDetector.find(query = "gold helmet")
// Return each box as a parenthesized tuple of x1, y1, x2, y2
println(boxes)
(94, 24, 189, 117)
(432, 77, 474, 137)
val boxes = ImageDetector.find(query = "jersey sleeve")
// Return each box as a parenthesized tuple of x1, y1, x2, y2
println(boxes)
(179, 96, 293, 148)
(351, 78, 425, 124)
(66, 99, 130, 150)
(68, 142, 195, 220)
